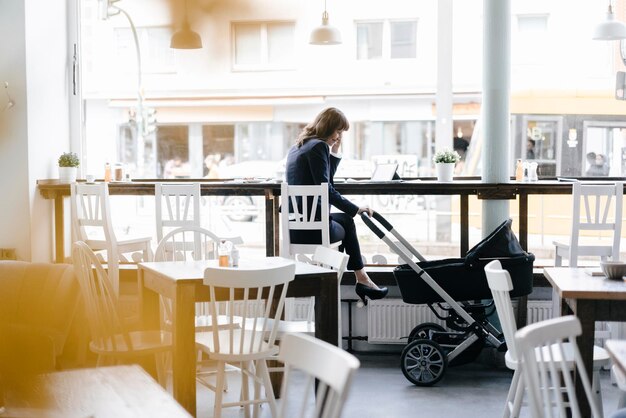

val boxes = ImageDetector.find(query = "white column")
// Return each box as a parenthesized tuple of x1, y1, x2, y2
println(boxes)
(436, 0, 453, 153)
(482, 0, 511, 236)
(435, 0, 453, 242)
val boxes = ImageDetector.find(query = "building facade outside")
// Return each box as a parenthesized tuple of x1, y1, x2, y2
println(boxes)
(73, 0, 626, 262)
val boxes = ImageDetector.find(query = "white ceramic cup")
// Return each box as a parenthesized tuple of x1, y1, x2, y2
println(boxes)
(85, 174, 95, 183)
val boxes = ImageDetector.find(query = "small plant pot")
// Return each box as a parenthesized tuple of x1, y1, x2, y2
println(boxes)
(435, 163, 455, 182)
(59, 166, 77, 183)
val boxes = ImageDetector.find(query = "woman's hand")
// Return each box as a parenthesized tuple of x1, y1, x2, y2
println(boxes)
(331, 136, 341, 154)
(357, 206, 373, 217)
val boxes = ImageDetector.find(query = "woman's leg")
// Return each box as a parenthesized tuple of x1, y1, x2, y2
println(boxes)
(330, 213, 384, 291)
(329, 213, 362, 270)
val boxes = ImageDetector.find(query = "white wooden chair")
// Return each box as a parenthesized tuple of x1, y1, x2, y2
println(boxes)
(154, 225, 224, 328)
(154, 225, 238, 393)
(515, 315, 603, 418)
(553, 181, 623, 267)
(155, 182, 201, 244)
(195, 260, 295, 418)
(262, 246, 348, 336)
(281, 183, 343, 328)
(485, 260, 608, 418)
(155, 182, 243, 248)
(71, 241, 171, 387)
(70, 182, 152, 294)
(552, 181, 625, 356)
(277, 333, 360, 418)
(280, 182, 341, 259)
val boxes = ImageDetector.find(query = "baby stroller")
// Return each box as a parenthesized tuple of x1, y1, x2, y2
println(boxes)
(361, 213, 534, 386)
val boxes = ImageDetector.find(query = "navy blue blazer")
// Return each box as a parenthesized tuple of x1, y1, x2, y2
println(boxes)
(286, 138, 359, 217)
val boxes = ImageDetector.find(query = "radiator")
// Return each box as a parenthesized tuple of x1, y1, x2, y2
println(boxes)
(367, 299, 446, 344)
(366, 299, 555, 344)
(519, 300, 553, 324)
(285, 297, 314, 321)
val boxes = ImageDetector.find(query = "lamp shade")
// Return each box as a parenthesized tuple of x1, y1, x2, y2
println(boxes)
(309, 11, 342, 45)
(170, 22, 203, 49)
(592, 7, 626, 40)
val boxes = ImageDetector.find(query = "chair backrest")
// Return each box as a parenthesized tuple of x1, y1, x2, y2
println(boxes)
(312, 246, 350, 281)
(484, 259, 519, 361)
(203, 260, 295, 355)
(0, 260, 80, 358)
(277, 333, 360, 418)
(155, 183, 201, 243)
(570, 180, 623, 263)
(71, 241, 133, 353)
(155, 226, 224, 326)
(70, 182, 117, 248)
(281, 182, 332, 258)
(154, 226, 222, 262)
(515, 315, 601, 418)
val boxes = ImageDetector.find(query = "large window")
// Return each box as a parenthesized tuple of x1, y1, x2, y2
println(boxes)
(115, 26, 175, 74)
(583, 122, 626, 177)
(356, 20, 417, 60)
(232, 21, 295, 71)
(514, 14, 549, 66)
(522, 116, 561, 177)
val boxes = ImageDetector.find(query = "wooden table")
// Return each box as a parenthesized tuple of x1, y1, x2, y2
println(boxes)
(39, 177, 599, 262)
(138, 257, 339, 416)
(543, 267, 626, 417)
(2, 365, 191, 417)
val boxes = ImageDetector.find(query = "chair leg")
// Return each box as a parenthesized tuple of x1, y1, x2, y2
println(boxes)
(241, 361, 251, 418)
(511, 370, 526, 418)
(555, 252, 562, 267)
(592, 370, 603, 418)
(154, 352, 168, 388)
(256, 359, 277, 418)
(503, 369, 521, 418)
(213, 361, 226, 418)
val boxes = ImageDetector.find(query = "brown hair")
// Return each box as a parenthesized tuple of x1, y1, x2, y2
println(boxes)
(296, 107, 349, 147)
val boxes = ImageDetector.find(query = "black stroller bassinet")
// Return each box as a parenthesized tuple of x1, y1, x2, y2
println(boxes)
(361, 213, 534, 386)
(393, 218, 534, 305)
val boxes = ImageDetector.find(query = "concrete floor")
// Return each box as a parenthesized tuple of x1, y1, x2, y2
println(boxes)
(194, 350, 624, 418)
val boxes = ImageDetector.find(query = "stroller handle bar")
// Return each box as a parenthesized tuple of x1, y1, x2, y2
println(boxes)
(360, 211, 427, 263)
(360, 211, 391, 238)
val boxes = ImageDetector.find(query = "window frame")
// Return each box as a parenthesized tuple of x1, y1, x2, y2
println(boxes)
(231, 20, 296, 72)
(355, 18, 418, 61)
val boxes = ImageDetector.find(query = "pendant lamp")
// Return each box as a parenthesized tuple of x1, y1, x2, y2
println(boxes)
(592, 3, 626, 40)
(309, 0, 342, 45)
(171, 0, 203, 49)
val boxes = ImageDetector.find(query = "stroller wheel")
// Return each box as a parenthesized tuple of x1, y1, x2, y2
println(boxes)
(408, 322, 446, 343)
(400, 339, 447, 386)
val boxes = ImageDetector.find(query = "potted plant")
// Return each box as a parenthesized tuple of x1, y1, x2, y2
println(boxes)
(433, 149, 460, 182)
(58, 152, 80, 183)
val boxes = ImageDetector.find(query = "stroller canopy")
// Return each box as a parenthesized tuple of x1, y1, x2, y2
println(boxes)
(465, 219, 526, 262)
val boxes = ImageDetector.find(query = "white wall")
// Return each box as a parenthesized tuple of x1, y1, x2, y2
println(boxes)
(0, 0, 70, 262)
(25, 0, 71, 262)
(0, 0, 30, 261)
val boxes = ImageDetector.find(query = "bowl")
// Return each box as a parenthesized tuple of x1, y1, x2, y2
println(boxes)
(600, 261, 626, 280)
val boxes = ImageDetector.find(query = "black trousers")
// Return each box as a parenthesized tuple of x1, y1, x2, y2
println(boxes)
(289, 212, 364, 271)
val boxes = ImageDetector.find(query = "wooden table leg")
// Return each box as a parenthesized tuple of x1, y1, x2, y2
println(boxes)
(460, 194, 469, 256)
(138, 268, 160, 331)
(315, 275, 340, 346)
(265, 190, 278, 257)
(55, 195, 65, 263)
(172, 284, 198, 417)
(519, 193, 528, 251)
(574, 299, 596, 418)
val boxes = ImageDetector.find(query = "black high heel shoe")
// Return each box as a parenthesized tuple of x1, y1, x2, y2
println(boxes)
(355, 282, 388, 306)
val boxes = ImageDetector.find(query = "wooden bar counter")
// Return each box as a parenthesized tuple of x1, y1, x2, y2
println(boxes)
(38, 177, 595, 263)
